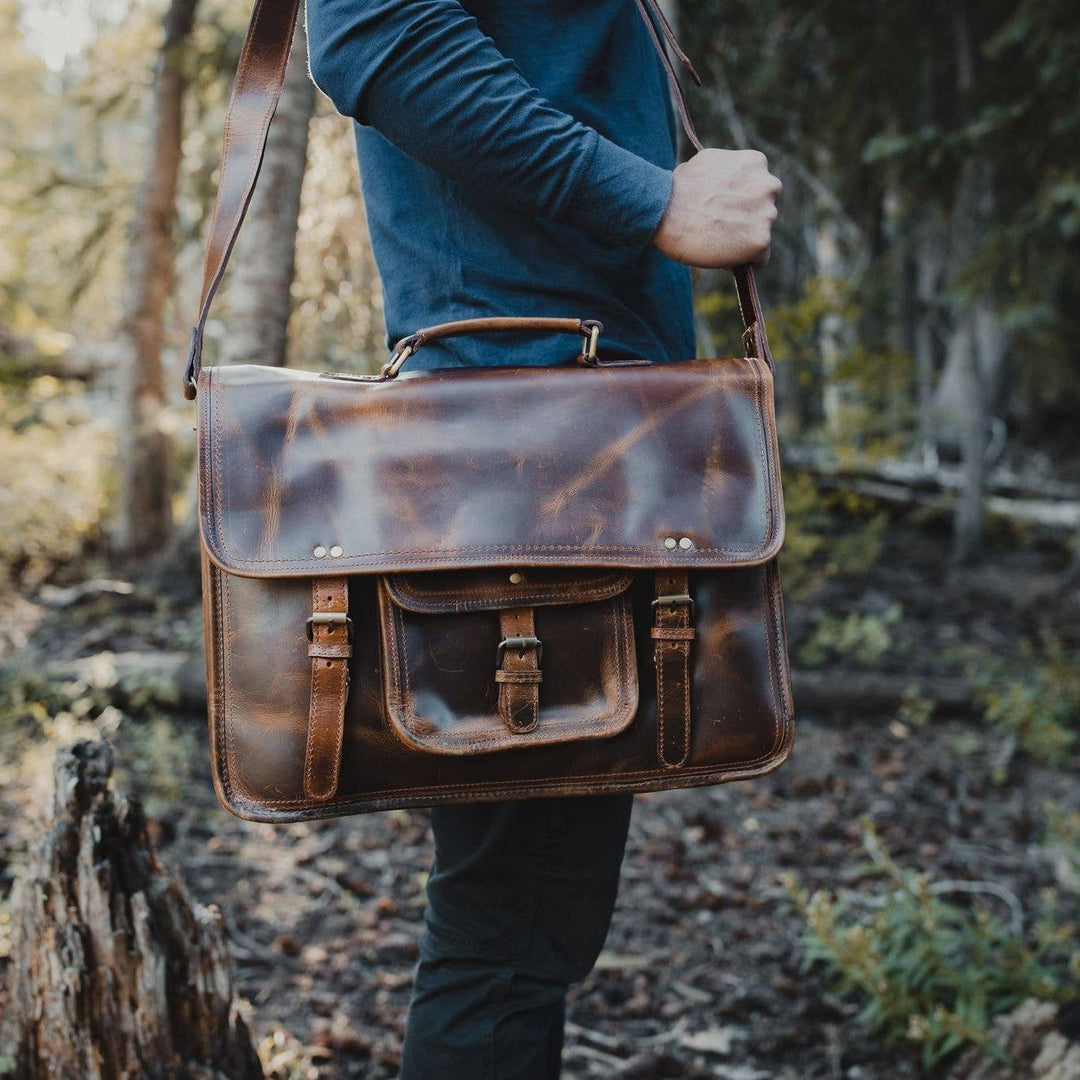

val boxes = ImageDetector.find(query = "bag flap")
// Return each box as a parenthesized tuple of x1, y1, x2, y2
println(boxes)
(198, 357, 783, 578)
(385, 568, 634, 614)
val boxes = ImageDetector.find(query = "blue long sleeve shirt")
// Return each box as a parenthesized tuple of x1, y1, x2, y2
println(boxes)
(305, 0, 695, 370)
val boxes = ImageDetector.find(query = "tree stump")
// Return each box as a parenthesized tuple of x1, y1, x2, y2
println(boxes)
(6, 739, 263, 1080)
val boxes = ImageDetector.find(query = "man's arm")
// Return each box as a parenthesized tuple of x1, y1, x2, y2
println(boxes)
(306, 0, 672, 250)
(306, 0, 780, 266)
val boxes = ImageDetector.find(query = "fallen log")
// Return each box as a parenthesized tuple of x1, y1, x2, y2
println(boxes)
(785, 449, 1080, 532)
(11, 650, 982, 722)
(784, 446, 1080, 503)
(791, 669, 975, 718)
(5, 739, 264, 1080)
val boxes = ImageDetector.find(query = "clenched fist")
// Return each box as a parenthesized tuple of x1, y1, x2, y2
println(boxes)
(653, 148, 782, 268)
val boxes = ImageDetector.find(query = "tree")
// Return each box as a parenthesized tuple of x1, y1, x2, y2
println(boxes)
(220, 18, 315, 368)
(115, 0, 200, 555)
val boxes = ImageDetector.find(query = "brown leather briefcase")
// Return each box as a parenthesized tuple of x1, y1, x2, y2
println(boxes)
(184, 0, 794, 822)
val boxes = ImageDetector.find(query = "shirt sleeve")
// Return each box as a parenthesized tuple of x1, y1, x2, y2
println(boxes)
(305, 0, 673, 250)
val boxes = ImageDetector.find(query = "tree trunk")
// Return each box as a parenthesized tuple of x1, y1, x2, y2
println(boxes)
(220, 19, 314, 368)
(815, 180, 852, 441)
(937, 5, 1008, 563)
(115, 0, 199, 555)
(6, 740, 263, 1080)
(914, 209, 946, 449)
(948, 307, 989, 562)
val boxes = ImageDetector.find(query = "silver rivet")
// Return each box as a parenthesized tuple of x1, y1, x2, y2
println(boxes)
(663, 537, 677, 550)
(679, 537, 693, 550)
(509, 572, 524, 584)
(329, 545, 344, 558)
(313, 545, 327, 558)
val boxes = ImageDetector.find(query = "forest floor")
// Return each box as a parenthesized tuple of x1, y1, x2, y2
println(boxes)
(1, 500, 1078, 1080)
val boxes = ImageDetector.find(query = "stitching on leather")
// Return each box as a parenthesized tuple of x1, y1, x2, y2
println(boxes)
(329, 657, 347, 795)
(218, 752, 786, 811)
(657, 643, 665, 763)
(679, 641, 690, 764)
(304, 654, 322, 797)
(385, 571, 632, 611)
(765, 561, 791, 750)
(390, 572, 627, 599)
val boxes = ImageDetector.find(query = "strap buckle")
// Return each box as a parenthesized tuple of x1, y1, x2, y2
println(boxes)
(652, 593, 695, 615)
(497, 635, 544, 667)
(306, 612, 353, 642)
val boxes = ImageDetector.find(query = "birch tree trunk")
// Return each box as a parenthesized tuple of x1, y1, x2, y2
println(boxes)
(814, 147, 853, 442)
(114, 0, 199, 555)
(936, 5, 1009, 563)
(914, 209, 947, 449)
(220, 20, 314, 368)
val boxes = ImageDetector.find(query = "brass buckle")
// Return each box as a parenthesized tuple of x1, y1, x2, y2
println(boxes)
(306, 612, 353, 642)
(497, 635, 544, 666)
(652, 593, 695, 615)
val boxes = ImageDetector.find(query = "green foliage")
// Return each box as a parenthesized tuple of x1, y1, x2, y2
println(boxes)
(799, 604, 902, 668)
(0, 377, 113, 589)
(780, 471, 887, 600)
(972, 633, 1080, 767)
(786, 821, 1079, 1068)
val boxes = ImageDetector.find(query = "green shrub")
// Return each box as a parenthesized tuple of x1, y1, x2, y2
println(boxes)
(781, 470, 887, 600)
(973, 633, 1080, 767)
(0, 377, 114, 589)
(786, 821, 1078, 1068)
(798, 604, 903, 668)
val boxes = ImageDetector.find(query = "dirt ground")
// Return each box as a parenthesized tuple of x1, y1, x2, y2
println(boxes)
(1, 509, 1078, 1079)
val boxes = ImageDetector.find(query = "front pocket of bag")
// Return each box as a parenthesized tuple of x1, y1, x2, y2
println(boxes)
(377, 569, 638, 755)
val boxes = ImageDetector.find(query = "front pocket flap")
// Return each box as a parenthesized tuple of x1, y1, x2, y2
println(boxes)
(378, 578, 638, 755)
(384, 568, 633, 613)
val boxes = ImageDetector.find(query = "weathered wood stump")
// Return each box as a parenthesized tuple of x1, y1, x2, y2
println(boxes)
(7, 739, 263, 1080)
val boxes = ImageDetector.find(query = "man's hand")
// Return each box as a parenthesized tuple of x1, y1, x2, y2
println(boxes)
(653, 149, 782, 268)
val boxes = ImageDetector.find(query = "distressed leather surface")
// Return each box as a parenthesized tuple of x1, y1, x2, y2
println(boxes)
(203, 557, 793, 821)
(378, 576, 638, 755)
(198, 357, 783, 576)
(197, 357, 794, 822)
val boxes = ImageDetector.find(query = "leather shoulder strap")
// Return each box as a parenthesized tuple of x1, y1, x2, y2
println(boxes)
(183, 0, 771, 398)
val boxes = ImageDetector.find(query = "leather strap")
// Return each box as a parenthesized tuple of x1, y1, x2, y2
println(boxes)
(496, 608, 542, 733)
(304, 577, 351, 800)
(651, 569, 694, 768)
(183, 0, 771, 398)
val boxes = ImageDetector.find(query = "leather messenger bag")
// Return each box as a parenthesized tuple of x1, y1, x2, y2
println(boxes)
(184, 0, 794, 822)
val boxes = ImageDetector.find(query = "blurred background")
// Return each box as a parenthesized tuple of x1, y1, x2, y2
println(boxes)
(0, 1, 1077, 1078)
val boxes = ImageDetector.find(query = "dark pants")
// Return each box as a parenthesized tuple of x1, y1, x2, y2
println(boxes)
(400, 794, 633, 1079)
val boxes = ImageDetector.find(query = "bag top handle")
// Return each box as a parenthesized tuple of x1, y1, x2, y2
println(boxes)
(183, 0, 773, 399)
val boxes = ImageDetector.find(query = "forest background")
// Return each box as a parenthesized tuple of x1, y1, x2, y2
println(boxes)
(0, 1, 1078, 1078)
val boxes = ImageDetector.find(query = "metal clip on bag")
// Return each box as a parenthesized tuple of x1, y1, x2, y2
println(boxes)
(186, 0, 794, 822)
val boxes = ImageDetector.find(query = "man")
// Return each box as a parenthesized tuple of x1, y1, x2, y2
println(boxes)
(305, 1, 781, 1075)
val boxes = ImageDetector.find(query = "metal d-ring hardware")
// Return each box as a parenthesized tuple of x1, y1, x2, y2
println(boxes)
(382, 341, 415, 379)
(581, 321, 601, 364)
(306, 611, 353, 642)
(497, 635, 544, 667)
